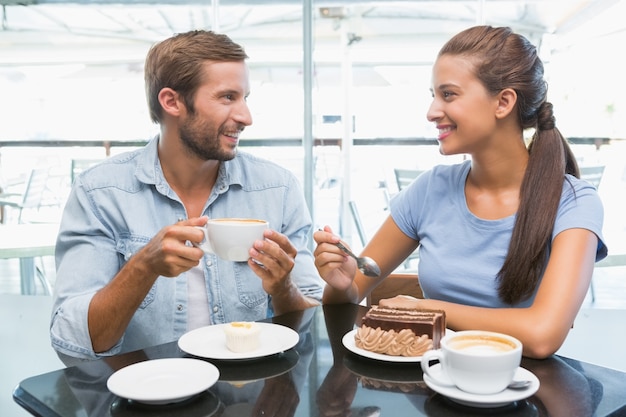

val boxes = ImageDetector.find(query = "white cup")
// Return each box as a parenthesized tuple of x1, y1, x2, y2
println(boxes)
(194, 218, 268, 262)
(421, 330, 522, 395)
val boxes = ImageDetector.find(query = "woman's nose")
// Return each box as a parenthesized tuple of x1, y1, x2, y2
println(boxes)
(426, 100, 441, 123)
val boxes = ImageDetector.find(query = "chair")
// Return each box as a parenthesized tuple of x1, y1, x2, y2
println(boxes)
(348, 200, 368, 247)
(0, 167, 55, 294)
(366, 272, 423, 307)
(0, 167, 52, 224)
(348, 199, 419, 270)
(394, 168, 425, 191)
(579, 165, 605, 190)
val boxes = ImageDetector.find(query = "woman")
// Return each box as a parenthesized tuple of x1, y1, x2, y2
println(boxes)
(313, 25, 607, 359)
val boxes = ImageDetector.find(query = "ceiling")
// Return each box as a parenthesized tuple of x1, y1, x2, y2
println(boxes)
(1, 0, 625, 120)
(1, 0, 624, 71)
(1, 0, 625, 140)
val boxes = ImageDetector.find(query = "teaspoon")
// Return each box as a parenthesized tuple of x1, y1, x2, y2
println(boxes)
(507, 380, 532, 390)
(334, 242, 381, 278)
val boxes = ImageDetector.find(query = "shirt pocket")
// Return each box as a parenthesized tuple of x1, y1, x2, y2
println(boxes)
(117, 236, 157, 309)
(232, 262, 267, 309)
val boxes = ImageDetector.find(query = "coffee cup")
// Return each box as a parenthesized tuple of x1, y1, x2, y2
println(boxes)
(194, 218, 268, 262)
(421, 330, 522, 395)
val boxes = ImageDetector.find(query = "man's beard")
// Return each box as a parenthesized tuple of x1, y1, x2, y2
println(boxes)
(179, 114, 237, 162)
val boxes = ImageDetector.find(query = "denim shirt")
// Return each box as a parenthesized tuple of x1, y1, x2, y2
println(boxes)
(50, 137, 323, 360)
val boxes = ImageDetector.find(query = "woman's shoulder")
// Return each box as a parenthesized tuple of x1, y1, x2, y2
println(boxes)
(430, 160, 470, 175)
(562, 173, 601, 198)
(418, 160, 471, 186)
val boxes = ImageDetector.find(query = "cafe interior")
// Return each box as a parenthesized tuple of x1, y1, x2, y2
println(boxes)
(1, 0, 626, 415)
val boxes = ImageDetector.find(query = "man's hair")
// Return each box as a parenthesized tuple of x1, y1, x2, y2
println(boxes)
(144, 30, 248, 123)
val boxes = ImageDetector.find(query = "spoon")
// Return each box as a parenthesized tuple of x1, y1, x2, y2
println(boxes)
(334, 242, 381, 278)
(507, 380, 532, 390)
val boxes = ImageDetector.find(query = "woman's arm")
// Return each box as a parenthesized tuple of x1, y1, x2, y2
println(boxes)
(407, 228, 597, 358)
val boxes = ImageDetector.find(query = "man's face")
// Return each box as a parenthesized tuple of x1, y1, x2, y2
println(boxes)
(179, 60, 252, 161)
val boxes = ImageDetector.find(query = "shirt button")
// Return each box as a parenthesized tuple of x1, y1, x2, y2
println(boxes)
(177, 304, 183, 311)
(213, 306, 218, 313)
(205, 259, 212, 266)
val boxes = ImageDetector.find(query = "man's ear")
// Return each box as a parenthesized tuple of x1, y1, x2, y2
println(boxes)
(495, 88, 517, 119)
(158, 87, 183, 117)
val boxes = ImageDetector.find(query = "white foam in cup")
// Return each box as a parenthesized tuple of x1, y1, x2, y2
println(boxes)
(194, 218, 268, 262)
(421, 330, 522, 395)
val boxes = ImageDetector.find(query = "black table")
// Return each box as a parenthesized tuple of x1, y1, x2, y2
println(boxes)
(13, 304, 626, 416)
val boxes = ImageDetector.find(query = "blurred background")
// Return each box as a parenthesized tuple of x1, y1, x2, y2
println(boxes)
(1, 0, 625, 243)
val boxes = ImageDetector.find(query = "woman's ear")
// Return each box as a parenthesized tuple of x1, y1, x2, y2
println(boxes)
(495, 88, 517, 119)
(158, 87, 183, 117)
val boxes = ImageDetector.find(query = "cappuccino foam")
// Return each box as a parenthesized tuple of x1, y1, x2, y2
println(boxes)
(211, 218, 266, 225)
(448, 335, 516, 354)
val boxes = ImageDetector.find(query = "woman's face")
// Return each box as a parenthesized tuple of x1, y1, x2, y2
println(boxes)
(427, 54, 500, 156)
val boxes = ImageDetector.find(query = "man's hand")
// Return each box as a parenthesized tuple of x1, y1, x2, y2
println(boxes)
(89, 216, 208, 353)
(247, 229, 296, 295)
(248, 228, 319, 315)
(136, 216, 208, 278)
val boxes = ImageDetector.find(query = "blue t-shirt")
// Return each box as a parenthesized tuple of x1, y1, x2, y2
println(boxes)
(390, 160, 607, 308)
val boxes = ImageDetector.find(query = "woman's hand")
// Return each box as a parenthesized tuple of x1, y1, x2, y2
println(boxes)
(378, 295, 422, 309)
(313, 226, 357, 292)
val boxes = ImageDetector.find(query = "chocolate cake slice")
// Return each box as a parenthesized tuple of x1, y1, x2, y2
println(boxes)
(361, 306, 446, 348)
(355, 305, 446, 356)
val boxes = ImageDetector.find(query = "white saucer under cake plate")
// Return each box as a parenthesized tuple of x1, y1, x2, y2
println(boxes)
(178, 322, 299, 360)
(422, 364, 540, 408)
(107, 358, 220, 405)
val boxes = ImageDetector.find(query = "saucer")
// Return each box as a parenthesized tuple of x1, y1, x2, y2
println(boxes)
(107, 358, 219, 405)
(423, 364, 539, 408)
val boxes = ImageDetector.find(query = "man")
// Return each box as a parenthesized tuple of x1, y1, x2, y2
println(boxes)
(51, 30, 322, 362)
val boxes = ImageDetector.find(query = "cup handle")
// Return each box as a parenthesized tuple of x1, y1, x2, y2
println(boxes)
(421, 349, 455, 387)
(192, 226, 214, 254)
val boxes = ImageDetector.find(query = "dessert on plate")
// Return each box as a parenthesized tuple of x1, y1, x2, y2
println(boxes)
(355, 296, 446, 357)
(223, 321, 261, 353)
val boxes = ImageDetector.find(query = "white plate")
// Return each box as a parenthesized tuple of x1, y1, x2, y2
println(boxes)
(423, 364, 540, 408)
(107, 358, 219, 405)
(178, 322, 299, 360)
(342, 328, 452, 363)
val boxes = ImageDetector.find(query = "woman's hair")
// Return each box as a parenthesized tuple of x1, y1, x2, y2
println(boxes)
(144, 30, 248, 124)
(438, 25, 579, 304)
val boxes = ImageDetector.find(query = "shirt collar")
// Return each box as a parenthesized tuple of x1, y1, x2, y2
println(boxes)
(135, 135, 247, 192)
